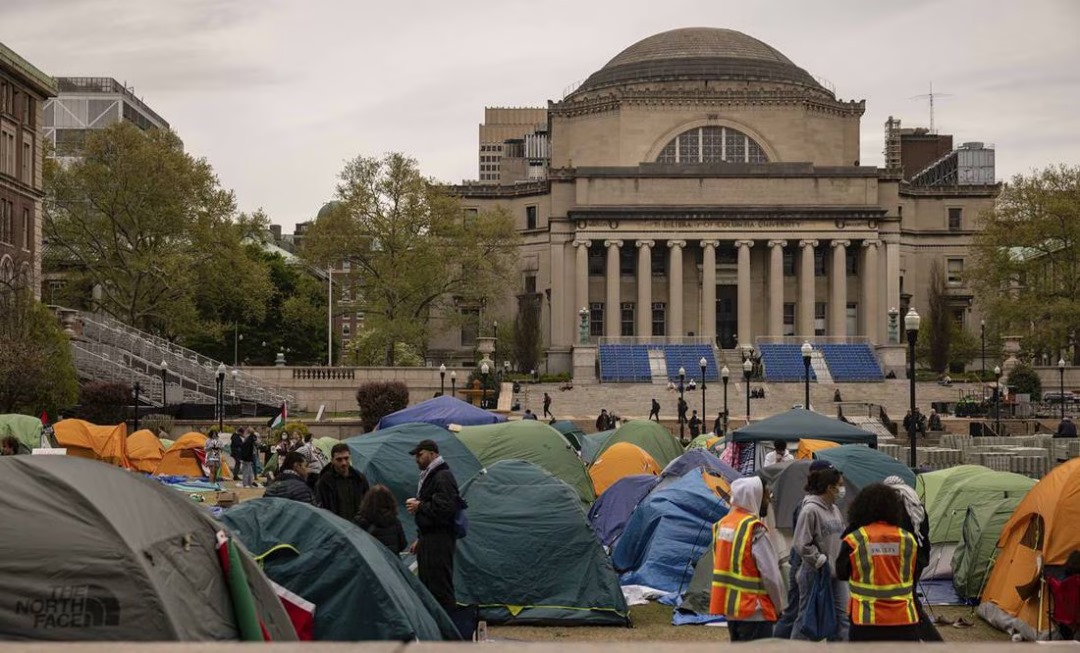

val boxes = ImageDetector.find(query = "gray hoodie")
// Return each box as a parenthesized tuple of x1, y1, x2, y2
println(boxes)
(792, 494, 845, 575)
(728, 477, 785, 620)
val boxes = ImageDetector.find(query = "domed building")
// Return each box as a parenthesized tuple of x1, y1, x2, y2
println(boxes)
(440, 27, 998, 378)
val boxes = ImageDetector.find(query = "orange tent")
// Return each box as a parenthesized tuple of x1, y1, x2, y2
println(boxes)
(154, 432, 232, 479)
(127, 429, 166, 473)
(53, 419, 129, 467)
(796, 438, 841, 460)
(589, 442, 661, 495)
(979, 458, 1080, 639)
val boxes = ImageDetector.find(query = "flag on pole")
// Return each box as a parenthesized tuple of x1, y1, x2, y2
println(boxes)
(268, 402, 288, 429)
(39, 411, 49, 426)
(215, 530, 270, 641)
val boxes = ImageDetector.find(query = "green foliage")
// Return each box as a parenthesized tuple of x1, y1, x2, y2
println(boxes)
(270, 420, 310, 445)
(925, 260, 951, 374)
(343, 329, 424, 367)
(1006, 363, 1043, 401)
(466, 367, 500, 392)
(356, 380, 409, 432)
(140, 413, 174, 435)
(301, 152, 520, 365)
(0, 289, 79, 415)
(77, 381, 131, 425)
(513, 294, 543, 373)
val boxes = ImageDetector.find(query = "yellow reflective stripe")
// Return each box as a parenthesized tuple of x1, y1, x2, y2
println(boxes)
(712, 572, 767, 592)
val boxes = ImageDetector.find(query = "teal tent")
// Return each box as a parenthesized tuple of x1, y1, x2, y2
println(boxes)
(455, 460, 629, 626)
(222, 498, 459, 641)
(0, 414, 44, 453)
(815, 445, 915, 490)
(551, 420, 587, 450)
(952, 496, 1025, 600)
(580, 430, 615, 464)
(732, 409, 876, 446)
(599, 420, 685, 468)
(346, 423, 482, 541)
(456, 421, 595, 505)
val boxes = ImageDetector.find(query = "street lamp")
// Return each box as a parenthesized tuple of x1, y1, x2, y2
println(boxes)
(678, 366, 686, 443)
(450, 370, 457, 398)
(216, 363, 226, 431)
(133, 381, 141, 432)
(721, 366, 730, 435)
(699, 357, 708, 430)
(980, 319, 986, 391)
(231, 369, 239, 411)
(493, 321, 499, 372)
(905, 308, 921, 468)
(801, 341, 813, 410)
(1060, 358, 1068, 422)
(439, 364, 446, 396)
(160, 360, 168, 410)
(994, 365, 1003, 436)
(743, 358, 753, 423)
(481, 362, 490, 410)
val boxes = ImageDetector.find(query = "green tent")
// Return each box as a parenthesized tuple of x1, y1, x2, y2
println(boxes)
(222, 497, 459, 641)
(926, 467, 1034, 545)
(598, 420, 684, 468)
(0, 414, 43, 453)
(314, 437, 338, 459)
(455, 460, 630, 626)
(346, 423, 483, 541)
(916, 465, 988, 508)
(952, 496, 1024, 600)
(580, 430, 615, 465)
(551, 420, 586, 451)
(456, 421, 595, 505)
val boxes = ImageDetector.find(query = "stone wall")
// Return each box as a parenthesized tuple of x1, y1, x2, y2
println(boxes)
(243, 367, 471, 413)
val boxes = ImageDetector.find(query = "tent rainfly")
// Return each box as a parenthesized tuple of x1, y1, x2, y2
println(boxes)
(731, 409, 877, 447)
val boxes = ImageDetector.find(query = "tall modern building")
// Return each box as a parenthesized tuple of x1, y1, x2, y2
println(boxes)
(430, 27, 999, 375)
(43, 77, 169, 158)
(0, 42, 57, 298)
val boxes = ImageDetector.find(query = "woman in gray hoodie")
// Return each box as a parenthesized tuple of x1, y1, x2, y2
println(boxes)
(790, 459, 848, 641)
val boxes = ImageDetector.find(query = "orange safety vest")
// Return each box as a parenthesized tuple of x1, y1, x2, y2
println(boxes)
(842, 522, 918, 626)
(709, 507, 777, 620)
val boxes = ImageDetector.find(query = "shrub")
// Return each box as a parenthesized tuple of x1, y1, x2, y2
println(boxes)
(77, 381, 132, 425)
(270, 420, 310, 444)
(141, 413, 174, 435)
(356, 380, 409, 432)
(1007, 363, 1042, 401)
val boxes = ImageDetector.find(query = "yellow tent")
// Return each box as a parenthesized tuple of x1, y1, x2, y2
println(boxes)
(154, 432, 232, 479)
(127, 429, 166, 473)
(53, 419, 129, 468)
(589, 442, 661, 495)
(796, 438, 841, 460)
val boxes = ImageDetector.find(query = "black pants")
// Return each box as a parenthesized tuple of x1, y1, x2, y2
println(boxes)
(729, 620, 774, 641)
(649, 409, 660, 422)
(849, 624, 921, 641)
(418, 531, 457, 608)
(543, 405, 553, 418)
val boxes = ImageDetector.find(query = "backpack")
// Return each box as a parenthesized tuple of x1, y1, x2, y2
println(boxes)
(453, 495, 469, 539)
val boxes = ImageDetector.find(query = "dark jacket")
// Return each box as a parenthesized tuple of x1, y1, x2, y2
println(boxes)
(230, 432, 243, 457)
(314, 466, 370, 519)
(356, 514, 408, 553)
(415, 464, 460, 535)
(1057, 420, 1078, 438)
(238, 434, 257, 463)
(264, 470, 314, 503)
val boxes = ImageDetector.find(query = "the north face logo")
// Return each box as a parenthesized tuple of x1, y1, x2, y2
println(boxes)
(14, 584, 120, 628)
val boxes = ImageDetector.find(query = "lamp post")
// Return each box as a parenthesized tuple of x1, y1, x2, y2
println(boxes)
(801, 341, 813, 410)
(1060, 358, 1068, 422)
(905, 308, 921, 468)
(439, 364, 446, 396)
(160, 360, 168, 409)
(215, 363, 226, 431)
(743, 358, 753, 423)
(699, 357, 708, 429)
(234, 324, 243, 367)
(481, 362, 490, 410)
(493, 321, 498, 372)
(678, 366, 686, 443)
(980, 319, 986, 389)
(450, 370, 457, 399)
(995, 365, 1002, 436)
(133, 381, 141, 432)
(231, 369, 238, 412)
(721, 366, 730, 435)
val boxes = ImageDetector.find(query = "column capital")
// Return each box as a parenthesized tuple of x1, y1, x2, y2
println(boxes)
(668, 240, 687, 249)
(635, 239, 656, 249)
(862, 239, 882, 248)
(572, 239, 592, 249)
(799, 239, 819, 249)
(700, 239, 720, 249)
(734, 239, 755, 249)
(603, 239, 623, 249)
(830, 239, 851, 248)
(767, 239, 788, 248)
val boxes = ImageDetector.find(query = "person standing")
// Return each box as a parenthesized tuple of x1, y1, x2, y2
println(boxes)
(203, 429, 225, 483)
(884, 475, 942, 641)
(238, 428, 257, 488)
(710, 476, 783, 641)
(230, 428, 244, 473)
(688, 410, 701, 438)
(265, 452, 314, 503)
(1056, 416, 1077, 438)
(406, 439, 461, 611)
(543, 392, 553, 419)
(713, 411, 726, 436)
(596, 409, 613, 431)
(677, 397, 688, 426)
(649, 398, 661, 422)
(315, 443, 371, 520)
(355, 484, 408, 553)
(791, 460, 849, 641)
(296, 434, 326, 490)
(764, 440, 795, 466)
(837, 483, 920, 642)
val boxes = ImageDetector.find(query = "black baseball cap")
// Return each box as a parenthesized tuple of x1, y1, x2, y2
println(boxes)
(409, 439, 440, 455)
(809, 459, 838, 473)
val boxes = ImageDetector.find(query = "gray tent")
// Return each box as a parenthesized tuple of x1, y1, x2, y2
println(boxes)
(0, 456, 296, 641)
(732, 409, 876, 447)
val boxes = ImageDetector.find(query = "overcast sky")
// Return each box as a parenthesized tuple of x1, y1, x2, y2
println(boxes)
(4, 0, 1078, 230)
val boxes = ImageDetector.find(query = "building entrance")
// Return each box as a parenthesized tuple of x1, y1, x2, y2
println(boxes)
(717, 285, 737, 348)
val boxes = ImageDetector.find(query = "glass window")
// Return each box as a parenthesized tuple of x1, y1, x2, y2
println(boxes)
(342, 322, 350, 337)
(619, 246, 635, 276)
(652, 302, 666, 336)
(702, 128, 723, 161)
(526, 205, 537, 230)
(621, 302, 635, 336)
(23, 208, 30, 250)
(724, 130, 746, 162)
(677, 130, 699, 163)
(588, 245, 604, 276)
(657, 126, 769, 164)
(814, 302, 827, 337)
(657, 141, 676, 163)
(651, 246, 666, 277)
(783, 303, 795, 337)
(948, 208, 962, 231)
(524, 274, 536, 294)
(589, 302, 604, 336)
(947, 258, 964, 285)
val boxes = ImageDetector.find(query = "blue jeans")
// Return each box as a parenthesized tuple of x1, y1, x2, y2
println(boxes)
(791, 562, 850, 641)
(773, 549, 801, 639)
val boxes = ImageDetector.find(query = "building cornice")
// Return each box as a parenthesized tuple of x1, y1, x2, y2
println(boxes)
(555, 163, 880, 180)
(550, 87, 864, 119)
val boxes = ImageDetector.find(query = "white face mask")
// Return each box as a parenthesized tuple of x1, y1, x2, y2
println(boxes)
(836, 486, 847, 501)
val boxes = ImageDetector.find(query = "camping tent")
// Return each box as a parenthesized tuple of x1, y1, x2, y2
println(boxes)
(0, 455, 295, 641)
(731, 409, 877, 446)
(796, 438, 840, 460)
(456, 421, 595, 505)
(687, 433, 723, 453)
(53, 419, 129, 467)
(127, 429, 166, 473)
(979, 459, 1080, 640)
(589, 442, 661, 496)
(551, 420, 586, 450)
(313, 437, 338, 460)
(598, 420, 685, 468)
(376, 395, 505, 430)
(154, 432, 233, 479)
(917, 465, 989, 509)
(660, 449, 741, 484)
(345, 423, 482, 541)
(816, 445, 914, 490)
(587, 474, 661, 549)
(580, 430, 615, 465)
(952, 495, 1025, 601)
(455, 460, 629, 626)
(611, 469, 730, 592)
(0, 414, 44, 453)
(222, 498, 459, 641)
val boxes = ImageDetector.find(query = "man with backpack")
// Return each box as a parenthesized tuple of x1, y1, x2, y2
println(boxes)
(406, 439, 462, 612)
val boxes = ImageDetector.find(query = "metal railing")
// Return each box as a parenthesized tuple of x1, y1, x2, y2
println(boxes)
(598, 336, 715, 346)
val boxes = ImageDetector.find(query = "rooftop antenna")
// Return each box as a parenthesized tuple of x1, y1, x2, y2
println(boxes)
(910, 82, 952, 134)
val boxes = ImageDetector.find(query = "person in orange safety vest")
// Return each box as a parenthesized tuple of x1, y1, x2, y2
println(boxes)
(710, 476, 784, 641)
(836, 482, 920, 641)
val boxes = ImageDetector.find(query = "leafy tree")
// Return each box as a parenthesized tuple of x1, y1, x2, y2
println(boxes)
(356, 381, 409, 432)
(76, 381, 131, 425)
(301, 153, 520, 365)
(0, 288, 79, 415)
(513, 293, 543, 373)
(1006, 363, 1043, 401)
(344, 329, 424, 367)
(971, 165, 1080, 364)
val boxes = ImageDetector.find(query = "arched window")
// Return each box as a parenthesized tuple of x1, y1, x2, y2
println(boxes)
(0, 256, 13, 286)
(656, 126, 769, 164)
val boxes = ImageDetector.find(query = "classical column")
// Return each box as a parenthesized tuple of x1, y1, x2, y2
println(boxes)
(885, 239, 901, 340)
(636, 240, 655, 337)
(550, 241, 566, 347)
(735, 240, 755, 346)
(604, 239, 623, 338)
(768, 240, 787, 337)
(701, 240, 719, 341)
(668, 240, 686, 337)
(798, 240, 819, 337)
(830, 240, 850, 336)
(573, 240, 591, 336)
(862, 240, 881, 343)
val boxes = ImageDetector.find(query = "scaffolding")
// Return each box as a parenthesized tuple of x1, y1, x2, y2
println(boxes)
(884, 116, 903, 172)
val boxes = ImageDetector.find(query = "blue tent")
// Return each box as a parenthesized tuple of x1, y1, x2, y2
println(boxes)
(611, 470, 730, 593)
(661, 450, 742, 483)
(588, 474, 661, 549)
(376, 395, 506, 430)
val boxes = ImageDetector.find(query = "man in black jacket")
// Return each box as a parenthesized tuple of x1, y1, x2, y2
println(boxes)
(264, 452, 314, 503)
(315, 443, 370, 520)
(406, 439, 460, 610)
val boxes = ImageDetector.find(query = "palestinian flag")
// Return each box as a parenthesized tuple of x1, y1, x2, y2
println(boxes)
(215, 530, 270, 641)
(267, 579, 316, 641)
(268, 402, 287, 429)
